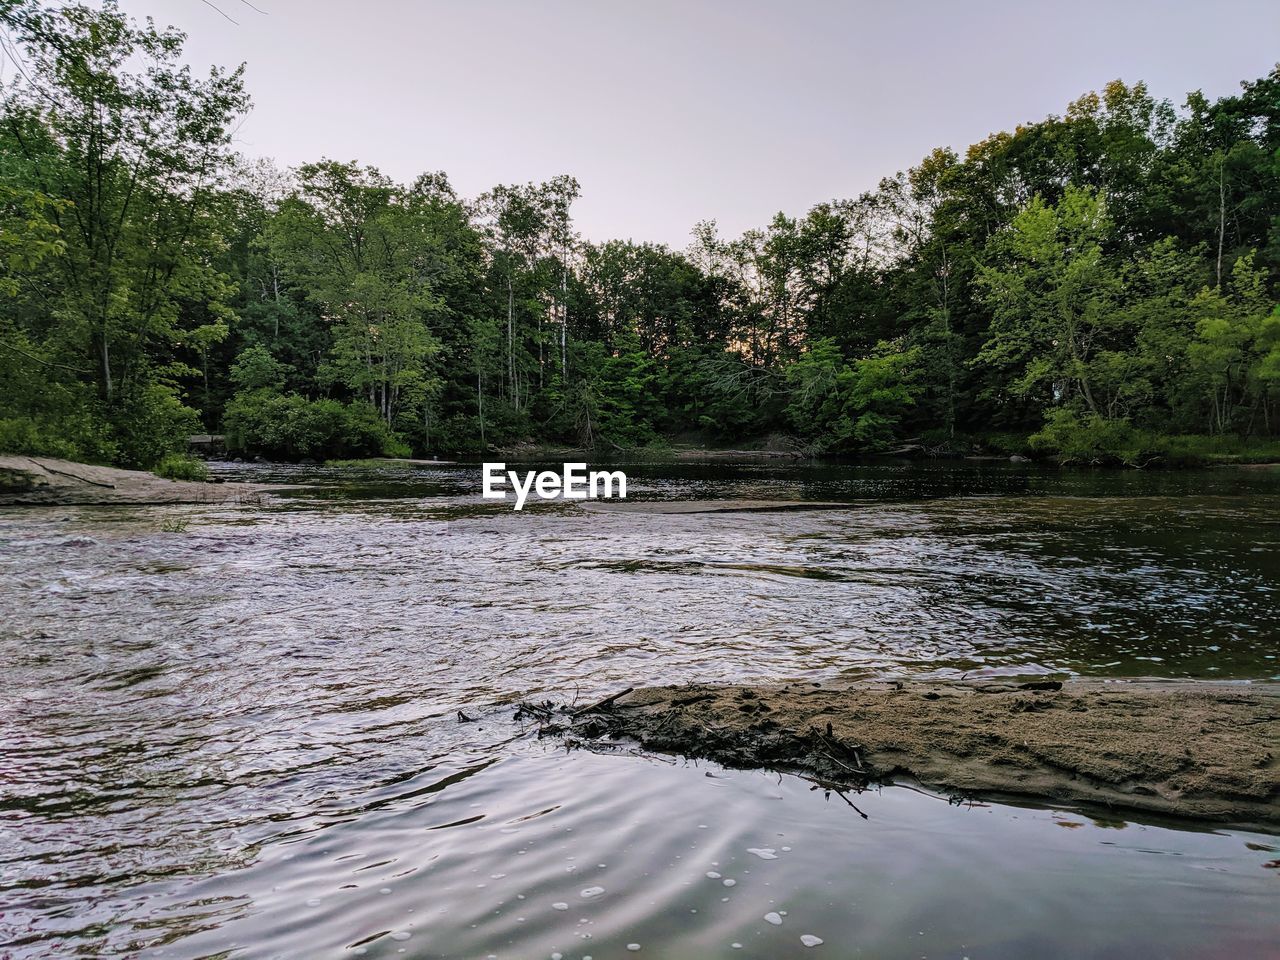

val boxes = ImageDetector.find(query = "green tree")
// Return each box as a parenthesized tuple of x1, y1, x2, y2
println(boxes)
(1187, 254, 1280, 434)
(976, 187, 1122, 421)
(264, 162, 456, 429)
(0, 0, 246, 463)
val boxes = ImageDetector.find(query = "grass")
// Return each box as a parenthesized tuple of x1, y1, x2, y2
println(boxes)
(1156, 435, 1280, 465)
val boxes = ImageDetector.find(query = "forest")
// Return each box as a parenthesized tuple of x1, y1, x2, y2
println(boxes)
(2, 0, 1279, 471)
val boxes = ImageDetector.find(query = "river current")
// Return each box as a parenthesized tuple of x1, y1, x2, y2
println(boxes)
(2, 460, 1277, 958)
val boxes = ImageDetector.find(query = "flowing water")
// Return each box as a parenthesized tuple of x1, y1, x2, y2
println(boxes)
(2, 460, 1278, 959)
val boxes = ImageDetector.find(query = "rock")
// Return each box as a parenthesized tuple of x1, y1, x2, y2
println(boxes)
(0, 456, 280, 506)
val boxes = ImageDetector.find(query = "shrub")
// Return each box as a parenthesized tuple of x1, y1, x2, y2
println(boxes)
(1027, 409, 1228, 467)
(1029, 409, 1144, 464)
(110, 385, 203, 468)
(153, 452, 209, 482)
(0, 417, 83, 459)
(223, 391, 401, 461)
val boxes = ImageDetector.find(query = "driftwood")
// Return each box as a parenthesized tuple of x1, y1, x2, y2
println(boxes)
(572, 686, 635, 717)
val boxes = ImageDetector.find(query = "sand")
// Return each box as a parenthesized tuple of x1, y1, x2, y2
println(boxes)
(540, 680, 1280, 828)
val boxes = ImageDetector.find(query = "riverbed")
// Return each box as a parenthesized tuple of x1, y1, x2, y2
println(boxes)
(2, 460, 1277, 957)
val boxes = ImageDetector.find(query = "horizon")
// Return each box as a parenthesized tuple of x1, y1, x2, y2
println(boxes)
(104, 0, 1280, 248)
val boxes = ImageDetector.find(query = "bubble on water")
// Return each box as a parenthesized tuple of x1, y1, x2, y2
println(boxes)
(552, 902, 569, 911)
(305, 899, 321, 907)
(747, 848, 778, 860)
(579, 886, 605, 899)
(781, 846, 792, 852)
(390, 931, 411, 941)
(626, 945, 641, 952)
(731, 944, 743, 950)
(801, 934, 824, 947)
(705, 871, 721, 879)
(551, 954, 563, 960)
(378, 887, 392, 895)
(764, 912, 783, 925)
(491, 873, 507, 879)
(723, 878, 736, 887)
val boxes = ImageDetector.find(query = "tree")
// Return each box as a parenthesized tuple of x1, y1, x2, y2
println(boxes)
(1187, 253, 1280, 434)
(264, 161, 453, 428)
(976, 187, 1122, 421)
(0, 0, 246, 403)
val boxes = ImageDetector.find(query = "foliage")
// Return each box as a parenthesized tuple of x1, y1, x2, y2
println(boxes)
(0, 0, 243, 464)
(153, 452, 209, 482)
(108, 385, 204, 468)
(1028, 409, 1154, 465)
(229, 345, 290, 392)
(0, 2, 1278, 465)
(785, 339, 922, 451)
(222, 391, 400, 461)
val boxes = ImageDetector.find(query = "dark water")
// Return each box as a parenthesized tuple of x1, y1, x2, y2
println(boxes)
(1, 460, 1278, 958)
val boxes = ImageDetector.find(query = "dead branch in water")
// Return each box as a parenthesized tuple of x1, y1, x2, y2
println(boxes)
(572, 686, 634, 717)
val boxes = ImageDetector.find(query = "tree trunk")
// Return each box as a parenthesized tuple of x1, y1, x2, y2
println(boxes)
(1216, 156, 1226, 289)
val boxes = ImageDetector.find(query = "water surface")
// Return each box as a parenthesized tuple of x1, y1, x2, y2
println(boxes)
(2, 460, 1277, 957)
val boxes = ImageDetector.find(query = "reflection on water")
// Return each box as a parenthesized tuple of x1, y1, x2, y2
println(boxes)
(1, 460, 1277, 957)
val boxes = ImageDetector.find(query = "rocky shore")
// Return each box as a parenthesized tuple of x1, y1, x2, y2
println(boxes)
(0, 456, 277, 506)
(529, 680, 1280, 828)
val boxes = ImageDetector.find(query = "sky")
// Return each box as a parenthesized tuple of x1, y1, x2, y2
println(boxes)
(111, 0, 1280, 249)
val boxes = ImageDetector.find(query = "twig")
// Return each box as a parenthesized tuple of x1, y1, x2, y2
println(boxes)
(572, 686, 634, 717)
(834, 790, 870, 819)
(199, 0, 238, 24)
(27, 459, 115, 489)
(0, 340, 89, 374)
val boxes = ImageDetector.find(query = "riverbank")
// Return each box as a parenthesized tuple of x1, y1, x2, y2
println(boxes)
(0, 456, 280, 506)
(539, 680, 1280, 828)
(488, 436, 1280, 468)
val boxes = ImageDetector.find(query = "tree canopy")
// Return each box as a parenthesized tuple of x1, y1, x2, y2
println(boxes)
(2, 1, 1278, 466)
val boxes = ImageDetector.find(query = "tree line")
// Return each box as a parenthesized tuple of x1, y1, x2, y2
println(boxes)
(2, 1, 1278, 468)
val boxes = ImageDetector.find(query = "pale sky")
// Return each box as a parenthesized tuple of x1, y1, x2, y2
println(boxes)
(115, 0, 1280, 248)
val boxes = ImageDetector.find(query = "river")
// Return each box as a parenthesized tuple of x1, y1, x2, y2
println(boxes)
(2, 459, 1277, 958)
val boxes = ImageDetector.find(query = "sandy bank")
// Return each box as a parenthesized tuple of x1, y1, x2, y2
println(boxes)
(534, 680, 1280, 828)
(0, 456, 279, 506)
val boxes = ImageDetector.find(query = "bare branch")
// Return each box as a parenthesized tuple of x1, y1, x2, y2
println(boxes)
(199, 1, 239, 25)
